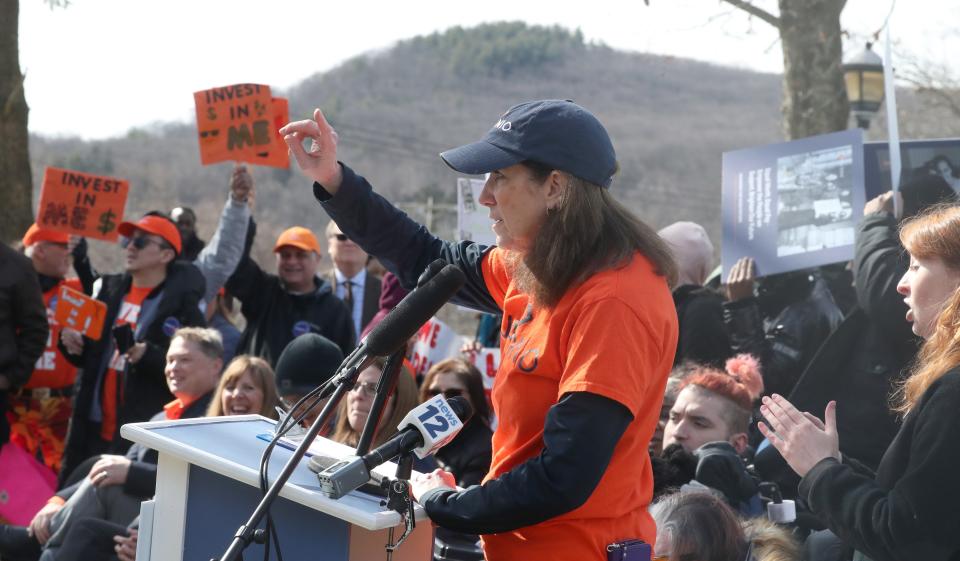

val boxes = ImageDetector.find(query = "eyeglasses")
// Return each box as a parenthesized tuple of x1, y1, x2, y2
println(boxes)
(426, 388, 466, 400)
(350, 381, 379, 397)
(330, 234, 349, 242)
(120, 236, 163, 251)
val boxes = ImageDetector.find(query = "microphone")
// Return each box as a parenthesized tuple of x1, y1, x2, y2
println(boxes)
(331, 262, 466, 381)
(312, 395, 474, 499)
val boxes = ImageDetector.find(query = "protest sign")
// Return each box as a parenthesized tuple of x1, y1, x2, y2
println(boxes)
(258, 96, 291, 169)
(53, 285, 107, 340)
(37, 167, 129, 242)
(864, 137, 960, 200)
(721, 129, 865, 278)
(457, 177, 496, 245)
(194, 83, 276, 166)
(471, 347, 500, 394)
(410, 317, 465, 379)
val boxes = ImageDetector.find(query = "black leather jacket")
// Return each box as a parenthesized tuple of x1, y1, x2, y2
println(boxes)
(723, 274, 842, 398)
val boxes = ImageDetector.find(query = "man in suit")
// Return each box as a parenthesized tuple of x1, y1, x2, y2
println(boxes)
(325, 221, 381, 338)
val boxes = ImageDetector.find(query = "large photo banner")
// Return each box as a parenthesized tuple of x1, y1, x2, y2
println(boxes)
(721, 129, 865, 278)
(864, 137, 960, 200)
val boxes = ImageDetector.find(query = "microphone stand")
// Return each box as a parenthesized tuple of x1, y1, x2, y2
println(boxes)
(215, 365, 361, 561)
(356, 348, 407, 456)
(384, 453, 416, 555)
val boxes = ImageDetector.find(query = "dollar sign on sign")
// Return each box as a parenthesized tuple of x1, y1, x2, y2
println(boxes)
(97, 209, 117, 236)
(207, 107, 217, 121)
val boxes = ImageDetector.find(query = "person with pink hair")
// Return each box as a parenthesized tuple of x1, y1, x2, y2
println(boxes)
(663, 354, 763, 456)
(659, 355, 765, 515)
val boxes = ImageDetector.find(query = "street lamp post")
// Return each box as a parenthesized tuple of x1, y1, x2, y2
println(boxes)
(843, 43, 885, 130)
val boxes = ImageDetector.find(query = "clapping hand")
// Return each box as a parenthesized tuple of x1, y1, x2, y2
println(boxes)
(757, 394, 840, 477)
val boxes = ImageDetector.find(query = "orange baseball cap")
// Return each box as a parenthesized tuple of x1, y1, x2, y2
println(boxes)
(274, 226, 321, 254)
(22, 223, 70, 247)
(118, 214, 182, 255)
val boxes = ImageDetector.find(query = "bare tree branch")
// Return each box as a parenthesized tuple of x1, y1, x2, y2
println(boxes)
(899, 56, 960, 120)
(720, 0, 781, 29)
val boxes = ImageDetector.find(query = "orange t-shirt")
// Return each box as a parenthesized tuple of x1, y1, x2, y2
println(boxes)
(100, 285, 152, 441)
(478, 248, 678, 561)
(26, 278, 82, 390)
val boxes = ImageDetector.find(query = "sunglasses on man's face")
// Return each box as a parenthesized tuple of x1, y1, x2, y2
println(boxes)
(426, 388, 466, 400)
(120, 236, 162, 251)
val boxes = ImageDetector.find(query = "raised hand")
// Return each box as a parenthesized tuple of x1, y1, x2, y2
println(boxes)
(279, 108, 343, 192)
(863, 190, 903, 220)
(758, 394, 840, 477)
(725, 257, 756, 302)
(230, 163, 253, 203)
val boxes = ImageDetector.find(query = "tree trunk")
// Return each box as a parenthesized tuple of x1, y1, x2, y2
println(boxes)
(0, 0, 33, 245)
(778, 0, 849, 140)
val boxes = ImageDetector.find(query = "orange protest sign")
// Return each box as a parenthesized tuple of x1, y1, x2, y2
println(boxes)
(37, 167, 129, 242)
(194, 83, 275, 166)
(54, 285, 107, 341)
(257, 97, 290, 169)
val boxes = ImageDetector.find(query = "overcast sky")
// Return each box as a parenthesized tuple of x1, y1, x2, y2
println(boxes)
(19, 0, 959, 139)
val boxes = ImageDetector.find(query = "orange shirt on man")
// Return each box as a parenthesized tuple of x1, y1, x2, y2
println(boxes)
(478, 248, 678, 561)
(100, 285, 153, 441)
(27, 278, 83, 390)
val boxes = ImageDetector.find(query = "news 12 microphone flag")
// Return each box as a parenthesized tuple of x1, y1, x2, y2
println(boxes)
(721, 129, 866, 279)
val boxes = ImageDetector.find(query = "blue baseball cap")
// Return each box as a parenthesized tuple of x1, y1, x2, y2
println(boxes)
(439, 99, 618, 188)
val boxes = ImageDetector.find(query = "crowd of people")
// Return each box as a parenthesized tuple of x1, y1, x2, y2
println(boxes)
(1, 97, 960, 561)
(0, 162, 496, 560)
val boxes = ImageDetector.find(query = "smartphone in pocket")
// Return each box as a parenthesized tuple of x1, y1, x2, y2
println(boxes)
(607, 539, 651, 561)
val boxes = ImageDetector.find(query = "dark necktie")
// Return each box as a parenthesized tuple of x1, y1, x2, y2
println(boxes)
(343, 280, 354, 311)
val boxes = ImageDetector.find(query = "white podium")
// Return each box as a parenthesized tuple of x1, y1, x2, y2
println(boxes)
(121, 415, 432, 561)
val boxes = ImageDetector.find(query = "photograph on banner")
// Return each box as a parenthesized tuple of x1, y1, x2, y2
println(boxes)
(721, 129, 865, 278)
(864, 138, 960, 200)
(410, 317, 467, 379)
(457, 177, 496, 246)
(194, 83, 275, 166)
(37, 167, 129, 242)
(53, 285, 107, 340)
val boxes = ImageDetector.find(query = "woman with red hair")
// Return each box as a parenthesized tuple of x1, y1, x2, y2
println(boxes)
(760, 204, 960, 561)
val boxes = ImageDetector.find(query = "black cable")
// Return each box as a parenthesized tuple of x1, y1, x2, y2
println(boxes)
(255, 376, 338, 560)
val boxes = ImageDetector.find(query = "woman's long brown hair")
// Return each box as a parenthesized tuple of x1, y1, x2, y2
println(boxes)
(512, 161, 677, 307)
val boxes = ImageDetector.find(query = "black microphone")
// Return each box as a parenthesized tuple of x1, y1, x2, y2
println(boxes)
(417, 259, 447, 287)
(364, 263, 465, 356)
(312, 396, 474, 499)
(331, 263, 466, 380)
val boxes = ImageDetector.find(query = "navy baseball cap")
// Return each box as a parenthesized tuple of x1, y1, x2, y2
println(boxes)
(440, 99, 618, 188)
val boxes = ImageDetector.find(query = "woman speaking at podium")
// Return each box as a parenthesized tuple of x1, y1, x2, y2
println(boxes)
(280, 100, 678, 560)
